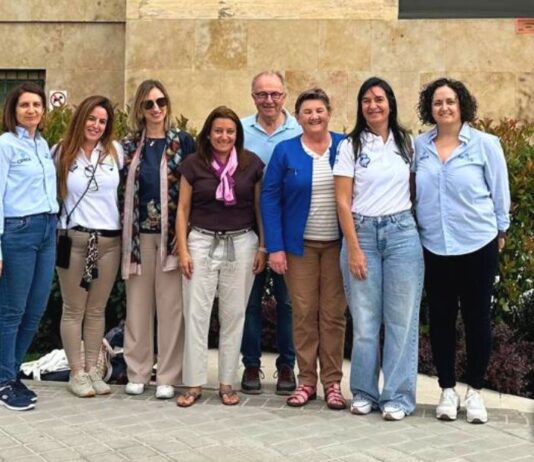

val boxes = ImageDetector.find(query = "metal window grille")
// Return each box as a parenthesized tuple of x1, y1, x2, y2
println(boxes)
(0, 69, 46, 104)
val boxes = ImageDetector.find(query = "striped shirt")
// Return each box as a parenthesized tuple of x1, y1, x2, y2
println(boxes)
(301, 141, 338, 241)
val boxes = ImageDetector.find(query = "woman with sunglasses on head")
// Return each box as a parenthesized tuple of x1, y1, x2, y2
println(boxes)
(175, 106, 265, 407)
(53, 95, 123, 398)
(0, 83, 58, 411)
(261, 88, 347, 410)
(415, 78, 510, 424)
(121, 80, 196, 399)
(334, 77, 424, 421)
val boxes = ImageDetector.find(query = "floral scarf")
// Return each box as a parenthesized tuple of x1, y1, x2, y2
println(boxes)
(120, 128, 195, 278)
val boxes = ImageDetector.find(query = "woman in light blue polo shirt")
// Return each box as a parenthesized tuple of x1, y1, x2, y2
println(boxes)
(0, 82, 59, 411)
(414, 78, 510, 424)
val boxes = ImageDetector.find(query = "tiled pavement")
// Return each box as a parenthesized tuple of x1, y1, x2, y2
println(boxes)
(0, 380, 533, 462)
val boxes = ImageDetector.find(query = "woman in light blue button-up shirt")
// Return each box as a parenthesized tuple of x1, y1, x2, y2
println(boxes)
(414, 78, 510, 425)
(0, 82, 59, 411)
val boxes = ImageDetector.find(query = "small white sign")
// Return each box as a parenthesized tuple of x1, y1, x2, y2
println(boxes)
(49, 90, 67, 109)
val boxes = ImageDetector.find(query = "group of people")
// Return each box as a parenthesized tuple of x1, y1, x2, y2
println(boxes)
(0, 71, 510, 425)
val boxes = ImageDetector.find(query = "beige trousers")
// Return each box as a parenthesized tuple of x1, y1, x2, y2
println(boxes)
(124, 233, 184, 386)
(182, 229, 258, 386)
(285, 240, 347, 387)
(57, 230, 120, 371)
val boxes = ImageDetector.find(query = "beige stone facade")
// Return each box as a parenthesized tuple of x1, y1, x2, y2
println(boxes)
(1, 0, 533, 131)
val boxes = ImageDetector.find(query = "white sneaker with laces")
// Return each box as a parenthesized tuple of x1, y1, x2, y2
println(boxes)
(436, 388, 460, 421)
(68, 372, 96, 398)
(350, 396, 373, 415)
(382, 403, 406, 421)
(125, 382, 145, 395)
(155, 385, 174, 399)
(87, 367, 111, 395)
(465, 387, 488, 424)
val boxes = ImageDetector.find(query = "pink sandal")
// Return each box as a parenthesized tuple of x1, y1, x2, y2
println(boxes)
(286, 384, 317, 407)
(325, 383, 346, 410)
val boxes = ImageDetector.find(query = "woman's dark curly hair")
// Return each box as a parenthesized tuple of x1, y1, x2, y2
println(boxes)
(418, 78, 477, 125)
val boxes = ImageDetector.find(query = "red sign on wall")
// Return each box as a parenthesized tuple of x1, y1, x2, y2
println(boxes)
(515, 19, 534, 34)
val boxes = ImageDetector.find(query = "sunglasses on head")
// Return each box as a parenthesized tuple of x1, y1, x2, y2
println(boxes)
(142, 97, 168, 110)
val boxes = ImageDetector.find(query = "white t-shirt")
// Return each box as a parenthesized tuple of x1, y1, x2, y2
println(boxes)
(333, 131, 412, 217)
(301, 141, 338, 241)
(54, 141, 124, 230)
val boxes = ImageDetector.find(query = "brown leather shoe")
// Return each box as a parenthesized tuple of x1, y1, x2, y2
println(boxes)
(241, 367, 264, 394)
(275, 365, 296, 395)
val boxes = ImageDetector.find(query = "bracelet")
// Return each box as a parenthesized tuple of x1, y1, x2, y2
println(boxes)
(258, 247, 267, 253)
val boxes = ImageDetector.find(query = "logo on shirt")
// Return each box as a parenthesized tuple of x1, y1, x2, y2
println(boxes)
(358, 153, 371, 168)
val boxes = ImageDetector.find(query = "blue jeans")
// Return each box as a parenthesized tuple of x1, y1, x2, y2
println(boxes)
(341, 210, 423, 414)
(241, 268, 295, 369)
(0, 213, 57, 383)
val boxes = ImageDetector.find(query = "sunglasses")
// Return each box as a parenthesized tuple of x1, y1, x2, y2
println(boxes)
(142, 97, 168, 111)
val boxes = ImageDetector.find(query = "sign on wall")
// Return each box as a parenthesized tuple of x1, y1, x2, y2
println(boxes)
(49, 90, 67, 109)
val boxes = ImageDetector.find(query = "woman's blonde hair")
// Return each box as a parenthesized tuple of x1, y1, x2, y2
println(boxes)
(129, 79, 172, 133)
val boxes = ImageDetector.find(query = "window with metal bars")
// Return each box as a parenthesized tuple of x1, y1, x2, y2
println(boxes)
(0, 69, 46, 104)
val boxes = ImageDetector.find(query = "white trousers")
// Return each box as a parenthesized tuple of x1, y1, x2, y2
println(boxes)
(182, 229, 258, 386)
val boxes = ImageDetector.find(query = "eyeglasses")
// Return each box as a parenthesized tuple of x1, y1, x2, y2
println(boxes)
(84, 165, 99, 192)
(142, 97, 168, 111)
(252, 92, 284, 102)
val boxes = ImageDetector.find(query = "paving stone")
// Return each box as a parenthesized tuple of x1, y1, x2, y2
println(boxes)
(40, 448, 83, 461)
(0, 381, 531, 462)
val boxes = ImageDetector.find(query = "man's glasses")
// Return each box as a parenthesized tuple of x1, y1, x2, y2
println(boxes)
(252, 92, 284, 102)
(142, 97, 168, 111)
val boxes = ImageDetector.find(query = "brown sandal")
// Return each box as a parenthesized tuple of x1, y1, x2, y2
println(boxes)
(325, 383, 346, 410)
(286, 384, 317, 407)
(219, 388, 240, 406)
(176, 389, 202, 407)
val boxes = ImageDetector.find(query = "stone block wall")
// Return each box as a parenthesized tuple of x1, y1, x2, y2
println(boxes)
(1, 0, 532, 132)
(124, 0, 534, 132)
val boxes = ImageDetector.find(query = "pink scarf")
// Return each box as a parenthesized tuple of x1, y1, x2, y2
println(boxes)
(212, 147, 238, 206)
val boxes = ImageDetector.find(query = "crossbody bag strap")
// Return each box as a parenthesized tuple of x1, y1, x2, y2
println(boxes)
(63, 152, 103, 231)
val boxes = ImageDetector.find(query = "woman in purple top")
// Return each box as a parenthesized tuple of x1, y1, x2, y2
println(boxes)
(176, 106, 266, 407)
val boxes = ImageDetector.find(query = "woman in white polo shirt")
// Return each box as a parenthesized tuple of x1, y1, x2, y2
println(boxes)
(334, 77, 424, 421)
(54, 95, 123, 397)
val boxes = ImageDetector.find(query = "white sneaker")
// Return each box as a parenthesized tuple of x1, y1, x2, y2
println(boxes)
(155, 385, 174, 399)
(350, 396, 373, 415)
(382, 403, 406, 421)
(465, 387, 488, 424)
(87, 367, 111, 395)
(125, 382, 145, 395)
(68, 372, 96, 398)
(436, 388, 460, 421)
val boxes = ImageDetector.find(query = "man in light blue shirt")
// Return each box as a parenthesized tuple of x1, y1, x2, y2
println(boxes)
(240, 71, 302, 395)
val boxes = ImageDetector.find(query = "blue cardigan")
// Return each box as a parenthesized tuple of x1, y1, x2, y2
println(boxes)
(261, 132, 345, 256)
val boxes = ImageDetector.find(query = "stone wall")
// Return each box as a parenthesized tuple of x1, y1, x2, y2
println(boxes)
(124, 0, 534, 132)
(0, 0, 125, 107)
(1, 0, 532, 132)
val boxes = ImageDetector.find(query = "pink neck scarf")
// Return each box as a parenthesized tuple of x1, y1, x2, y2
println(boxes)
(212, 147, 238, 206)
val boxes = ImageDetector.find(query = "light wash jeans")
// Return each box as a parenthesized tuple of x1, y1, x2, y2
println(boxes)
(341, 210, 423, 414)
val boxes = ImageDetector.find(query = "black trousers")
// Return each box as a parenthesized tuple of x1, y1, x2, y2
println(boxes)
(423, 238, 499, 389)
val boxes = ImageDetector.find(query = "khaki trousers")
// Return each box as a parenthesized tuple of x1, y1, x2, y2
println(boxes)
(182, 229, 258, 386)
(57, 230, 120, 371)
(285, 240, 347, 387)
(124, 233, 184, 386)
